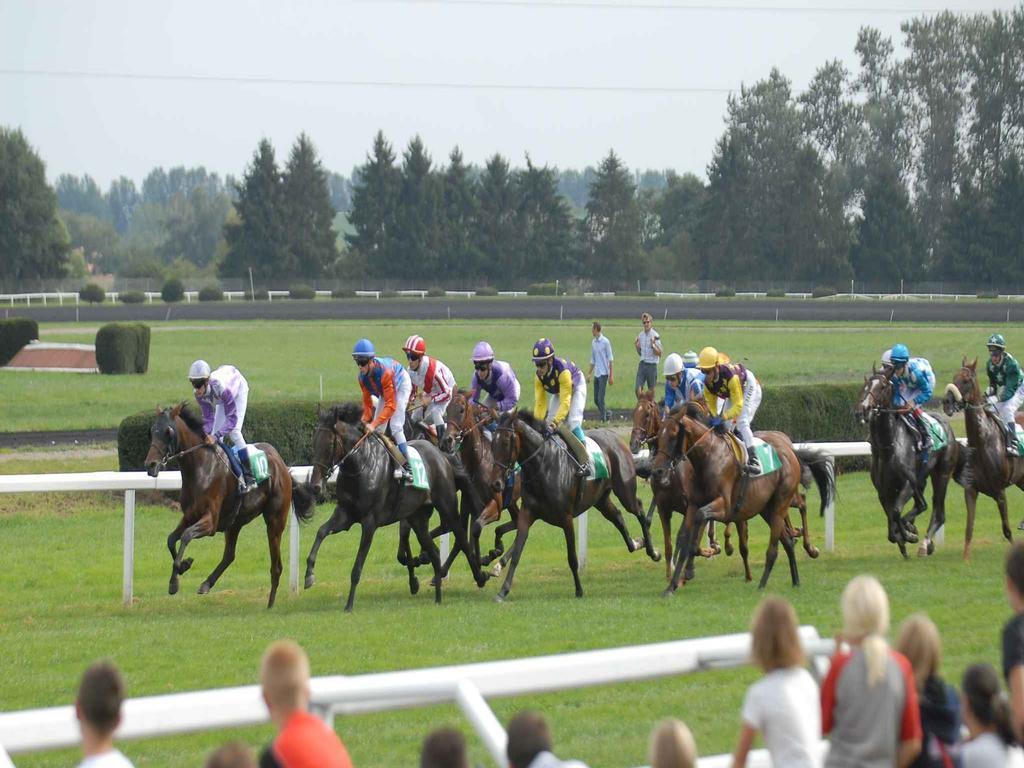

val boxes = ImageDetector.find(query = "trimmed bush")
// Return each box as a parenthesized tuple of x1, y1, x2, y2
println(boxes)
(79, 282, 106, 304)
(0, 318, 38, 366)
(118, 400, 321, 470)
(246, 289, 270, 301)
(289, 284, 315, 300)
(119, 290, 145, 304)
(161, 278, 185, 303)
(96, 323, 151, 375)
(331, 288, 355, 299)
(426, 287, 445, 298)
(812, 286, 837, 298)
(714, 287, 736, 297)
(528, 282, 558, 296)
(475, 286, 498, 296)
(198, 285, 223, 302)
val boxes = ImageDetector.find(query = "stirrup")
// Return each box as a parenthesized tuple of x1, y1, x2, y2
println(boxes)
(576, 461, 591, 478)
(745, 456, 761, 475)
(394, 465, 414, 483)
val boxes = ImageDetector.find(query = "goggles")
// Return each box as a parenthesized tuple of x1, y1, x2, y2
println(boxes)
(190, 378, 207, 390)
(354, 356, 372, 366)
(474, 361, 492, 371)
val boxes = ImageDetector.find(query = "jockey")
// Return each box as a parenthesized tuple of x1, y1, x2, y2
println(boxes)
(188, 359, 256, 493)
(353, 338, 414, 483)
(532, 338, 591, 477)
(698, 346, 763, 473)
(662, 353, 704, 417)
(887, 343, 935, 475)
(469, 341, 521, 415)
(403, 334, 456, 444)
(986, 333, 1024, 450)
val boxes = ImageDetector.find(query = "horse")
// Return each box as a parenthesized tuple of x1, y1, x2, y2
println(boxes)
(303, 403, 487, 611)
(143, 403, 314, 608)
(943, 359, 1019, 558)
(856, 367, 964, 558)
(439, 391, 521, 572)
(654, 411, 832, 593)
(488, 410, 661, 601)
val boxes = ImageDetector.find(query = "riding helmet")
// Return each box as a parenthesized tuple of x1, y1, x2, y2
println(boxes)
(988, 333, 1006, 350)
(697, 346, 720, 370)
(682, 350, 699, 369)
(532, 338, 555, 362)
(663, 353, 684, 377)
(890, 343, 910, 364)
(403, 334, 426, 358)
(188, 359, 211, 381)
(352, 338, 375, 362)
(472, 341, 495, 363)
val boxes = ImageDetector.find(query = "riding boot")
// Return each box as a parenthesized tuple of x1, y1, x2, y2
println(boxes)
(395, 441, 414, 483)
(557, 423, 591, 477)
(1006, 421, 1020, 454)
(435, 423, 446, 445)
(236, 447, 258, 493)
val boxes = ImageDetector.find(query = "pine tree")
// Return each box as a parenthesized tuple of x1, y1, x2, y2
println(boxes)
(346, 131, 400, 278)
(584, 150, 641, 283)
(221, 139, 288, 280)
(393, 136, 442, 279)
(517, 156, 576, 279)
(851, 160, 922, 286)
(473, 154, 519, 283)
(440, 147, 481, 278)
(282, 133, 338, 278)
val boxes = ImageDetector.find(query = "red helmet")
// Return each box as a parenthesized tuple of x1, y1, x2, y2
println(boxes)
(403, 334, 426, 358)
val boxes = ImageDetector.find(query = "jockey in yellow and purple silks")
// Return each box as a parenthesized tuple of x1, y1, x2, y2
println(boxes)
(698, 346, 764, 472)
(532, 338, 591, 477)
(353, 338, 414, 483)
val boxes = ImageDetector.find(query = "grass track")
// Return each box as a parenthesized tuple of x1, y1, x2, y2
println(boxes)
(0, 451, 1018, 767)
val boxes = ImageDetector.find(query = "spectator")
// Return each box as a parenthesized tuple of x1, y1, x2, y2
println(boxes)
(960, 663, 1024, 767)
(821, 575, 922, 768)
(420, 727, 468, 768)
(506, 711, 588, 768)
(633, 313, 662, 397)
(1003, 542, 1024, 738)
(733, 596, 821, 768)
(648, 718, 696, 768)
(895, 613, 961, 768)
(259, 640, 353, 768)
(74, 660, 134, 768)
(588, 321, 614, 421)
(206, 742, 257, 768)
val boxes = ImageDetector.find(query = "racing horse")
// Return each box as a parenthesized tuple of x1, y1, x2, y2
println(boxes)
(303, 403, 487, 610)
(488, 410, 660, 601)
(144, 403, 314, 608)
(857, 367, 964, 558)
(943, 360, 1019, 558)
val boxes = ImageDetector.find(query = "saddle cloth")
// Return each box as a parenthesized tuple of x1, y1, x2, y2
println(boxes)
(725, 434, 782, 477)
(405, 445, 430, 490)
(901, 412, 948, 452)
(1009, 424, 1024, 456)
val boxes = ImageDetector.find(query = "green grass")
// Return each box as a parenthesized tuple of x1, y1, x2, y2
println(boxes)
(1, 449, 1017, 767)
(1, 319, 1009, 431)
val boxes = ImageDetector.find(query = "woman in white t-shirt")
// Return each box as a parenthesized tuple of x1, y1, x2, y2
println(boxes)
(733, 596, 822, 768)
(960, 663, 1024, 768)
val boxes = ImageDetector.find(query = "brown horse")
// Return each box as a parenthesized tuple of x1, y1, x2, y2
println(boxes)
(943, 360, 1021, 558)
(144, 403, 314, 608)
(655, 412, 827, 593)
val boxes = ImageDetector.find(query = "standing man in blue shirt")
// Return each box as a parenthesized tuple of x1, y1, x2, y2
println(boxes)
(588, 321, 614, 422)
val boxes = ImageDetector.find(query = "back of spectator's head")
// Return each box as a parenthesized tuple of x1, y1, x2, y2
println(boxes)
(260, 640, 310, 713)
(841, 575, 890, 686)
(648, 718, 696, 768)
(205, 741, 257, 768)
(420, 727, 469, 768)
(1007, 543, 1024, 602)
(895, 613, 942, 691)
(506, 710, 552, 768)
(962, 663, 1017, 746)
(76, 661, 125, 738)
(751, 596, 805, 671)
(592, 321, 602, 332)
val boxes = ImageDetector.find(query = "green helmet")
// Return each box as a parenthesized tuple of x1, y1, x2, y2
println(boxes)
(988, 333, 1006, 350)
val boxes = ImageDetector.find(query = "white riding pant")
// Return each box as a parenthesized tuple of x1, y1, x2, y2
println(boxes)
(212, 381, 249, 451)
(373, 376, 412, 446)
(546, 379, 587, 431)
(995, 382, 1024, 426)
(728, 373, 762, 448)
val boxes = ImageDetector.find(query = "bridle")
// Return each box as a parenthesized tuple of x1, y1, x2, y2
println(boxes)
(492, 423, 545, 482)
(631, 400, 660, 450)
(313, 422, 371, 481)
(149, 416, 227, 472)
(444, 400, 493, 451)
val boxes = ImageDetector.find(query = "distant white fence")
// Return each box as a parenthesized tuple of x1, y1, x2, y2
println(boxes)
(0, 627, 835, 766)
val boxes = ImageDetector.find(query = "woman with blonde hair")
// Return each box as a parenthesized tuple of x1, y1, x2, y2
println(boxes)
(648, 718, 696, 768)
(733, 596, 821, 768)
(895, 614, 960, 768)
(821, 575, 922, 768)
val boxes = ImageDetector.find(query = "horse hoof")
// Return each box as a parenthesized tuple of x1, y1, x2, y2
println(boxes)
(650, 550, 662, 563)
(494, 594, 506, 604)
(1018, 519, 1024, 531)
(806, 546, 820, 559)
(197, 582, 211, 595)
(684, 566, 695, 582)
(177, 557, 193, 575)
(304, 574, 316, 589)
(575, 588, 583, 598)
(430, 576, 440, 588)
(928, 540, 935, 556)
(631, 537, 643, 551)
(662, 586, 676, 598)
(488, 563, 503, 578)
(409, 577, 420, 595)
(168, 581, 179, 595)
(724, 542, 734, 557)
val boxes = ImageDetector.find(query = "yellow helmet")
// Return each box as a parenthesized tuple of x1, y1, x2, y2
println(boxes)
(698, 346, 720, 370)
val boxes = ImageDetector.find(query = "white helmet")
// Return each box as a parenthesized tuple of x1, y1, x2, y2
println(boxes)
(188, 359, 211, 381)
(682, 350, 699, 368)
(663, 353, 684, 377)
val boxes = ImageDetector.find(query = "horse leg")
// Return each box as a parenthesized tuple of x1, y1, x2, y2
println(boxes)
(263, 506, 286, 609)
(560, 513, 584, 598)
(997, 491, 1014, 544)
(664, 511, 695, 595)
(344, 521, 378, 613)
(964, 486, 980, 561)
(411, 511, 444, 604)
(199, 524, 241, 596)
(919, 467, 950, 557)
(794, 490, 819, 559)
(656, 501, 673, 581)
(738, 519, 752, 582)
(172, 514, 215, 587)
(304, 507, 354, 589)
(167, 519, 187, 595)
(780, 527, 800, 587)
(596, 495, 642, 554)
(612, 473, 660, 560)
(444, 496, 487, 588)
(757, 511, 788, 589)
(723, 522, 734, 556)
(496, 510, 535, 602)
(484, 516, 517, 566)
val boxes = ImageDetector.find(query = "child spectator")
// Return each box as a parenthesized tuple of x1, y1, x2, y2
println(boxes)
(960, 663, 1024, 767)
(733, 596, 821, 768)
(420, 727, 469, 768)
(75, 660, 134, 768)
(821, 575, 922, 768)
(506, 711, 588, 768)
(648, 718, 696, 768)
(895, 613, 961, 768)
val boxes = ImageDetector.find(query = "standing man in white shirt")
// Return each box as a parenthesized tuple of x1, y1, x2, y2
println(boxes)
(634, 312, 662, 398)
(587, 321, 614, 422)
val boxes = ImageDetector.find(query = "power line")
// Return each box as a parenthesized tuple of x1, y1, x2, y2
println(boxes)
(352, 0, 1007, 13)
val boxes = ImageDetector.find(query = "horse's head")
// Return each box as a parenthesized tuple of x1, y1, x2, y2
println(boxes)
(855, 366, 893, 424)
(441, 391, 472, 454)
(490, 411, 521, 494)
(630, 394, 661, 453)
(651, 411, 685, 484)
(310, 403, 363, 498)
(944, 357, 979, 415)
(144, 405, 181, 477)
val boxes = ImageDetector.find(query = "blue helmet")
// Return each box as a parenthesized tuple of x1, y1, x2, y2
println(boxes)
(890, 343, 910, 364)
(532, 338, 555, 362)
(352, 338, 375, 361)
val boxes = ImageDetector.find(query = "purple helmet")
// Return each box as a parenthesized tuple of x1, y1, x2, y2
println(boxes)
(532, 338, 555, 362)
(472, 341, 494, 363)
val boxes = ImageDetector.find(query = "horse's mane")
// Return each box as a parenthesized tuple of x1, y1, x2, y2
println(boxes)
(324, 402, 363, 425)
(516, 409, 547, 433)
(176, 405, 206, 436)
(680, 400, 708, 422)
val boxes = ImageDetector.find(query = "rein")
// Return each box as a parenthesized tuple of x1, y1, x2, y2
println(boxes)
(157, 441, 210, 470)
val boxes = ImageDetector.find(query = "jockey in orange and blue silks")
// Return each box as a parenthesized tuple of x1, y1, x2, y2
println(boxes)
(532, 338, 591, 477)
(353, 338, 414, 483)
(698, 346, 763, 472)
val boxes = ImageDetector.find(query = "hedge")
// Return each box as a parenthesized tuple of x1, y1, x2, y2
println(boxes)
(79, 282, 106, 303)
(119, 290, 145, 304)
(161, 278, 185, 303)
(96, 323, 151, 375)
(198, 285, 223, 302)
(118, 400, 321, 470)
(0, 318, 38, 366)
(289, 284, 315, 300)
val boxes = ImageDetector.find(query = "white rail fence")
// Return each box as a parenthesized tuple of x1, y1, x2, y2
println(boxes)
(0, 628, 835, 766)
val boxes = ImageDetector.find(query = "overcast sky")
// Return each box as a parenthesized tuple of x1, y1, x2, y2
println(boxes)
(1, 0, 1018, 188)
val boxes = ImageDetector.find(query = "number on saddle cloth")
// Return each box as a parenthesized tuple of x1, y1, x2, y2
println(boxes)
(404, 446, 430, 490)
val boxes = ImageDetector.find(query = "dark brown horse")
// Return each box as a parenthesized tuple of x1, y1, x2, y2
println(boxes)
(144, 403, 314, 608)
(943, 360, 1020, 558)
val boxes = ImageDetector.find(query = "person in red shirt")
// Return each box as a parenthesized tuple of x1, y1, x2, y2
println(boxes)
(259, 640, 353, 768)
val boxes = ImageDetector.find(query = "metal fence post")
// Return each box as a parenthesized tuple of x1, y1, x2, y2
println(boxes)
(123, 490, 135, 606)
(289, 505, 299, 593)
(577, 510, 588, 570)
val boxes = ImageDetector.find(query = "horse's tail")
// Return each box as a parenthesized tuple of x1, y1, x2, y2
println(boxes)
(795, 448, 837, 519)
(291, 482, 318, 523)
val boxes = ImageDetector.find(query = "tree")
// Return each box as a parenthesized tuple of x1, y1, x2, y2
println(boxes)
(107, 176, 139, 235)
(851, 160, 922, 286)
(583, 150, 641, 283)
(60, 211, 121, 267)
(855, 27, 914, 176)
(645, 172, 707, 280)
(0, 127, 69, 282)
(221, 139, 288, 279)
(346, 131, 401, 278)
(439, 147, 481, 278)
(55, 174, 108, 219)
(157, 186, 232, 269)
(472, 154, 519, 282)
(392, 136, 443, 278)
(281, 133, 338, 278)
(516, 155, 576, 279)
